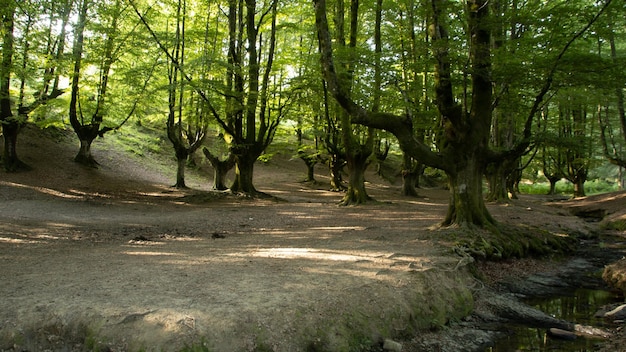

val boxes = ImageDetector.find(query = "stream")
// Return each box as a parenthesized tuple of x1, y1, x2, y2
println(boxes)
(488, 287, 623, 351)
(483, 236, 626, 352)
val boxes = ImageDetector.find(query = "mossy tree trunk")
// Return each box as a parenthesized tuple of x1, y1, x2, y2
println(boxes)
(444, 155, 495, 227)
(230, 148, 262, 194)
(401, 153, 420, 197)
(0, 3, 28, 172)
(340, 142, 372, 205)
(314, 0, 609, 228)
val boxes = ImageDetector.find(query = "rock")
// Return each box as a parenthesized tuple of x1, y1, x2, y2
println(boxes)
(476, 291, 573, 330)
(605, 304, 626, 320)
(547, 328, 577, 340)
(382, 338, 402, 352)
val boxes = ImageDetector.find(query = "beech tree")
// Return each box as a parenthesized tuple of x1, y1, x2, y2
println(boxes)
(165, 0, 209, 188)
(69, 0, 148, 167)
(1, 0, 68, 171)
(314, 0, 614, 227)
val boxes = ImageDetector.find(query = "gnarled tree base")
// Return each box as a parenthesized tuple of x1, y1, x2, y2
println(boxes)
(451, 223, 577, 261)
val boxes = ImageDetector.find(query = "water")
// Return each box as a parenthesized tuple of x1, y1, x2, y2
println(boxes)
(487, 288, 623, 351)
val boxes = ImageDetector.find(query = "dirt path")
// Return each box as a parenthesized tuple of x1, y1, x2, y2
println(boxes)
(0, 176, 473, 351)
(0, 126, 624, 351)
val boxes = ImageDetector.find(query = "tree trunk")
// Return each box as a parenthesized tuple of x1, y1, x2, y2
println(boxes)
(2, 120, 29, 172)
(302, 156, 317, 182)
(402, 170, 419, 197)
(340, 150, 371, 205)
(203, 147, 235, 191)
(328, 154, 345, 191)
(572, 175, 586, 198)
(297, 149, 318, 182)
(174, 148, 189, 188)
(443, 156, 495, 228)
(507, 166, 520, 199)
(73, 125, 100, 167)
(401, 153, 419, 197)
(0, 2, 26, 172)
(486, 163, 509, 202)
(547, 176, 559, 195)
(230, 153, 258, 194)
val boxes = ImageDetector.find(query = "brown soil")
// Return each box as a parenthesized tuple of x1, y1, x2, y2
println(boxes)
(1, 125, 624, 351)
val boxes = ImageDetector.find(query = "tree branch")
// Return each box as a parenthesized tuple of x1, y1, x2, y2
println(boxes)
(312, 0, 448, 171)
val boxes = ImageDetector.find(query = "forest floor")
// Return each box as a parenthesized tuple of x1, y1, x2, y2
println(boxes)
(1, 125, 625, 351)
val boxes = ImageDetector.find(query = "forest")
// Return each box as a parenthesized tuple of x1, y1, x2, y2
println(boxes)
(3, 1, 626, 350)
(1, 0, 625, 228)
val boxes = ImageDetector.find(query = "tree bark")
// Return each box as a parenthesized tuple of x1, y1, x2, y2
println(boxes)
(69, 0, 101, 168)
(174, 147, 189, 189)
(486, 167, 508, 202)
(73, 125, 101, 167)
(401, 153, 420, 197)
(546, 176, 558, 195)
(444, 156, 495, 227)
(230, 152, 258, 194)
(0, 2, 28, 172)
(328, 153, 346, 191)
(298, 152, 318, 182)
(203, 147, 235, 191)
(341, 147, 372, 205)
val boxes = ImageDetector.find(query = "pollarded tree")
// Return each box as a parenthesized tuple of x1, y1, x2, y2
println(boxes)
(165, 0, 209, 188)
(558, 93, 596, 197)
(225, 0, 287, 195)
(0, 0, 69, 171)
(537, 106, 567, 195)
(133, 0, 291, 196)
(69, 0, 145, 167)
(314, 0, 614, 228)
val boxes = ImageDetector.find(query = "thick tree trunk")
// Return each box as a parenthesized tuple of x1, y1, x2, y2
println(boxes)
(174, 148, 189, 189)
(328, 154, 345, 191)
(298, 152, 318, 182)
(203, 147, 235, 191)
(573, 176, 586, 198)
(212, 164, 231, 190)
(340, 151, 371, 205)
(1, 120, 29, 172)
(305, 161, 316, 182)
(443, 157, 495, 228)
(73, 125, 100, 167)
(401, 153, 419, 197)
(547, 176, 559, 195)
(507, 167, 521, 199)
(230, 154, 257, 194)
(401, 170, 419, 197)
(486, 163, 509, 202)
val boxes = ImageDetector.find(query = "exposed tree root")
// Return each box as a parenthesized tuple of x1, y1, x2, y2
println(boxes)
(448, 223, 578, 261)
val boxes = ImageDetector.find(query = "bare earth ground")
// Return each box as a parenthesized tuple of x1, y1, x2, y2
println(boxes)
(1, 126, 625, 351)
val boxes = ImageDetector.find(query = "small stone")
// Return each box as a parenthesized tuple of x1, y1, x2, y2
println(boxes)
(383, 338, 402, 352)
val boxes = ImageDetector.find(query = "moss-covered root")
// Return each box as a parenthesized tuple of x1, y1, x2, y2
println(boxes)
(452, 224, 577, 261)
(603, 258, 626, 296)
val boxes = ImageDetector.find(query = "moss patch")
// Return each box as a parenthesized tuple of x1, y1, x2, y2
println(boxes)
(450, 223, 577, 261)
(603, 258, 626, 296)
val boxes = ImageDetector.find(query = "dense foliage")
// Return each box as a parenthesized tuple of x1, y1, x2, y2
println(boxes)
(1, 0, 624, 224)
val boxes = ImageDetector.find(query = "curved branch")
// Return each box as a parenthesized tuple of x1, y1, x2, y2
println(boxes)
(128, 0, 234, 137)
(313, 0, 447, 171)
(496, 0, 614, 163)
